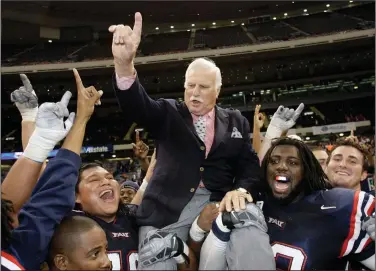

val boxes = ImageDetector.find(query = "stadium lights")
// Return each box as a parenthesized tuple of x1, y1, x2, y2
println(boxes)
(273, 17, 277, 20)
(326, 4, 330, 7)
(191, 23, 195, 27)
(155, 27, 159, 30)
(48, 40, 52, 43)
(349, 1, 353, 2)
(339, 133, 344, 136)
(324, 10, 328, 12)
(212, 22, 216, 25)
(231, 20, 234, 23)
(305, 137, 310, 140)
(284, 13, 288, 16)
(292, 1, 294, 3)
(241, 22, 245, 25)
(170, 25, 174, 29)
(304, 9, 307, 12)
(112, 154, 116, 158)
(187, 29, 191, 32)
(354, 85, 358, 89)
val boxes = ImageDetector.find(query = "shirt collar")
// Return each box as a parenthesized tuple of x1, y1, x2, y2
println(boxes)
(191, 107, 215, 122)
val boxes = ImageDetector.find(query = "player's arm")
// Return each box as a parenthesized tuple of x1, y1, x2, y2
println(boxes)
(110, 13, 167, 133)
(131, 148, 156, 205)
(341, 191, 375, 269)
(2, 75, 45, 215)
(8, 69, 102, 269)
(252, 105, 265, 154)
(2, 89, 75, 217)
(258, 103, 304, 162)
(187, 203, 219, 259)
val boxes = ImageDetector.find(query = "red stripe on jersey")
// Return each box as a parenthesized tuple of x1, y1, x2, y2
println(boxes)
(366, 199, 375, 216)
(340, 191, 360, 257)
(1, 251, 25, 270)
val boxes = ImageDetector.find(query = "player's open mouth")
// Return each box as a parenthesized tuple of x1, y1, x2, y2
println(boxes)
(274, 175, 290, 193)
(99, 189, 115, 202)
(192, 100, 201, 105)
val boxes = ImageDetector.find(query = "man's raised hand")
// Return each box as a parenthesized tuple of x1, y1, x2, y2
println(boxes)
(109, 12, 142, 76)
(11, 74, 39, 121)
(73, 68, 103, 121)
(132, 130, 149, 160)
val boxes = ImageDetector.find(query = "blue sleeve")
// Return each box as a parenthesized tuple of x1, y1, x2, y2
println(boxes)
(9, 148, 81, 269)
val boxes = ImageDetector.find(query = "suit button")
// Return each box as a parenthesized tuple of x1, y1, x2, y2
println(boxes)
(200, 167, 204, 172)
(190, 188, 195, 192)
(200, 146, 205, 151)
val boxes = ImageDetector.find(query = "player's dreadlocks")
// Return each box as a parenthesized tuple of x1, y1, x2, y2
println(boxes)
(261, 137, 332, 196)
(1, 197, 15, 249)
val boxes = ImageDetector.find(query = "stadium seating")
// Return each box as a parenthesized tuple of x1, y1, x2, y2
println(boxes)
(2, 4, 374, 66)
(194, 25, 251, 49)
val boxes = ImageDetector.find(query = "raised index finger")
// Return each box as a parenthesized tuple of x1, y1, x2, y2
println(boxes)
(132, 12, 143, 41)
(73, 68, 84, 90)
(20, 74, 33, 92)
(135, 130, 140, 143)
(60, 91, 72, 107)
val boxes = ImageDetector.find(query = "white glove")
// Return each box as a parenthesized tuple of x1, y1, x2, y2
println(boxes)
(362, 214, 375, 241)
(23, 91, 75, 163)
(265, 103, 304, 140)
(10, 74, 39, 122)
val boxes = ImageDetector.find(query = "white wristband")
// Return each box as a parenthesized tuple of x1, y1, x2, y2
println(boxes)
(173, 241, 189, 264)
(139, 179, 149, 192)
(20, 107, 38, 122)
(265, 125, 283, 140)
(189, 216, 206, 242)
(23, 128, 59, 163)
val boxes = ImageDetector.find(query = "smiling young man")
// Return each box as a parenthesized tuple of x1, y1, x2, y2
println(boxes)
(326, 139, 369, 191)
(200, 138, 375, 270)
(48, 216, 111, 270)
(73, 162, 139, 270)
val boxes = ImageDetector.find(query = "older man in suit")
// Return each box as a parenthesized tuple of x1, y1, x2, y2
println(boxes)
(109, 13, 274, 270)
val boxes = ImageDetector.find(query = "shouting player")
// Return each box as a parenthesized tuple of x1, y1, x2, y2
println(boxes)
(200, 137, 375, 270)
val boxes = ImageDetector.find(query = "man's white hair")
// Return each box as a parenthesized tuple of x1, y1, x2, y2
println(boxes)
(184, 58, 222, 93)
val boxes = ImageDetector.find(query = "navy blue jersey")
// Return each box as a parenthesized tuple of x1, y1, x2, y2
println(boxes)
(2, 149, 81, 270)
(72, 204, 139, 270)
(257, 188, 375, 270)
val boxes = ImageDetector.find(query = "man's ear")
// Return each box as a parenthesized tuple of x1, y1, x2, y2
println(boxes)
(54, 254, 69, 270)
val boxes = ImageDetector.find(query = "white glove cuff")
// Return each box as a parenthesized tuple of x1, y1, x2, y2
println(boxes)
(139, 179, 149, 192)
(19, 106, 38, 122)
(23, 128, 61, 163)
(265, 125, 283, 140)
(173, 241, 189, 264)
(189, 216, 207, 242)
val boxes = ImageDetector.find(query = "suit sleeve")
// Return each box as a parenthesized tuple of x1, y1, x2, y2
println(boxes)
(340, 191, 375, 262)
(233, 115, 261, 195)
(113, 73, 167, 135)
(9, 149, 81, 269)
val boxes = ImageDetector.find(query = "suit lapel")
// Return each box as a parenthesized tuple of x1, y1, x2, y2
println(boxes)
(209, 106, 229, 155)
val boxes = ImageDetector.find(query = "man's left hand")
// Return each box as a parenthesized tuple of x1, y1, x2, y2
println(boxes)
(362, 213, 375, 240)
(219, 189, 253, 212)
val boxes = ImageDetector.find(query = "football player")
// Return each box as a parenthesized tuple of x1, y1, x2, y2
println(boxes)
(200, 137, 375, 270)
(48, 216, 112, 270)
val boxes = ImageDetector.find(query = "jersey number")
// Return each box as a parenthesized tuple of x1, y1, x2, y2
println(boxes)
(272, 243, 307, 271)
(107, 251, 138, 270)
